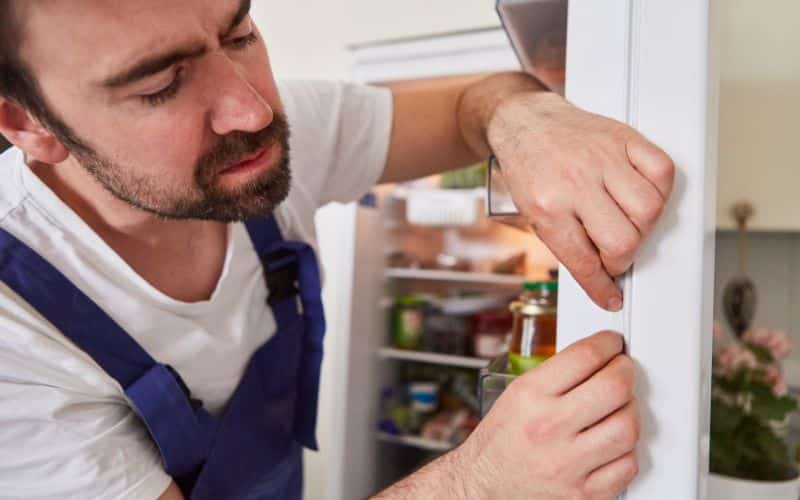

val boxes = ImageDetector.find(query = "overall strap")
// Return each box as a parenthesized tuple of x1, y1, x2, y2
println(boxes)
(244, 216, 326, 451)
(0, 228, 214, 480)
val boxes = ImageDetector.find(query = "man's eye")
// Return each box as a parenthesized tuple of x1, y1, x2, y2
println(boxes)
(228, 32, 258, 49)
(140, 68, 184, 107)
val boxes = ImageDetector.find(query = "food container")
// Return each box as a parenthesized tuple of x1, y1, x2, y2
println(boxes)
(391, 295, 427, 350)
(408, 381, 440, 413)
(424, 313, 469, 355)
(471, 310, 513, 358)
(508, 281, 558, 375)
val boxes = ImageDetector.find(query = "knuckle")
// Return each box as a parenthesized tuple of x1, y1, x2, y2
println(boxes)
(640, 196, 664, 223)
(606, 372, 634, 404)
(574, 343, 608, 370)
(613, 353, 636, 375)
(612, 417, 640, 450)
(605, 234, 639, 262)
(621, 454, 640, 483)
(529, 192, 563, 217)
(654, 155, 676, 182)
(571, 253, 603, 281)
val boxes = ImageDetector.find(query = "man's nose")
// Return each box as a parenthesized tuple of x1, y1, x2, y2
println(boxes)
(208, 61, 274, 136)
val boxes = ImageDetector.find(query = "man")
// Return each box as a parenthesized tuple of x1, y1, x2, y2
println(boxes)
(0, 1, 674, 499)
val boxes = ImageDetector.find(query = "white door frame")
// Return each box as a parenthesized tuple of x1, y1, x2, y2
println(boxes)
(558, 1, 720, 499)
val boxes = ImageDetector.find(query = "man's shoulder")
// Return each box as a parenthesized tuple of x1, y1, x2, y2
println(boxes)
(0, 147, 31, 222)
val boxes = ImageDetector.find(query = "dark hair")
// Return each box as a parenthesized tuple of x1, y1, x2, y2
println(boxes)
(0, 1, 89, 153)
(1, 1, 51, 123)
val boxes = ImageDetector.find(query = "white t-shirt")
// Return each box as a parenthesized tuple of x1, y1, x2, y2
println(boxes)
(0, 80, 392, 500)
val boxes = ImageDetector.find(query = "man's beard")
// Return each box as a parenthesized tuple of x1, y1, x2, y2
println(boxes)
(65, 113, 292, 222)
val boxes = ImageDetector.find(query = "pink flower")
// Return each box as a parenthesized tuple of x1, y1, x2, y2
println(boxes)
(763, 365, 789, 397)
(713, 321, 724, 341)
(716, 343, 759, 375)
(743, 328, 793, 360)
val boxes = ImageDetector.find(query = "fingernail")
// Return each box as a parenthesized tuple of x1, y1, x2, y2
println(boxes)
(609, 296, 623, 311)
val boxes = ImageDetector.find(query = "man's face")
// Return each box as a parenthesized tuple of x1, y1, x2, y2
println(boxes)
(18, 0, 290, 221)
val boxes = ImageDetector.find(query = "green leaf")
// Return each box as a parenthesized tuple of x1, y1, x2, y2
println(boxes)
(749, 381, 798, 421)
(745, 343, 775, 364)
(710, 402, 800, 481)
(710, 397, 743, 434)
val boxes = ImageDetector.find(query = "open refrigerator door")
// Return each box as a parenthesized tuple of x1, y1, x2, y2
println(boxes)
(488, 0, 567, 219)
(331, 1, 719, 498)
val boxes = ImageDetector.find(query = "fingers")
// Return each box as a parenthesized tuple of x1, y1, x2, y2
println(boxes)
(574, 188, 642, 277)
(529, 331, 625, 396)
(603, 160, 666, 236)
(574, 400, 640, 472)
(583, 451, 640, 500)
(626, 137, 675, 200)
(533, 214, 623, 311)
(561, 355, 636, 432)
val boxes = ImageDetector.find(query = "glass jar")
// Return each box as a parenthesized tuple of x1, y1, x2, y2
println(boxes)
(508, 281, 558, 375)
(391, 295, 426, 350)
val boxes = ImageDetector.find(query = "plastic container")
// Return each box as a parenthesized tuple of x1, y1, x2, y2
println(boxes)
(479, 353, 517, 416)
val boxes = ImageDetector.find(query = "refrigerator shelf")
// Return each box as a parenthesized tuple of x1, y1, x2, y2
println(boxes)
(376, 432, 455, 452)
(385, 268, 525, 286)
(379, 347, 490, 369)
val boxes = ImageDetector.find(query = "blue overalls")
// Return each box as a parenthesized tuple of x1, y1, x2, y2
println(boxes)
(0, 215, 325, 499)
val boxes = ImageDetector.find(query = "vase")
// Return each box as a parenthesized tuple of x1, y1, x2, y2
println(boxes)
(708, 473, 800, 500)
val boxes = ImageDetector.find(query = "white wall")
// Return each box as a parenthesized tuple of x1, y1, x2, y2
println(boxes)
(716, 0, 800, 231)
(253, 1, 500, 81)
(249, 3, 501, 499)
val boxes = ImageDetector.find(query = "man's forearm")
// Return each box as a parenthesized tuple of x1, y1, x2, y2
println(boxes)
(379, 72, 547, 184)
(372, 447, 481, 500)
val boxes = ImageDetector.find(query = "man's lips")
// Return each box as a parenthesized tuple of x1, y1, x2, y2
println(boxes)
(219, 144, 275, 176)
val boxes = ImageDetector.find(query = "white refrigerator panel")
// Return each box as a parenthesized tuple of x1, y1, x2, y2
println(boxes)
(558, 1, 720, 499)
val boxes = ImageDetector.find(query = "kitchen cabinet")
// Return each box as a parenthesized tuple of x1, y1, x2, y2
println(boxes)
(716, 0, 800, 231)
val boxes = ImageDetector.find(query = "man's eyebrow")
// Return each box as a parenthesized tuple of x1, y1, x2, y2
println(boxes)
(223, 0, 252, 36)
(101, 44, 207, 88)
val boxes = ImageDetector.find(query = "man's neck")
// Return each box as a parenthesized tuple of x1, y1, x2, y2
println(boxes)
(29, 157, 229, 302)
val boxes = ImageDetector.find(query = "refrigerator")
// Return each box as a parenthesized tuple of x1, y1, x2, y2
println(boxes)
(317, 1, 720, 499)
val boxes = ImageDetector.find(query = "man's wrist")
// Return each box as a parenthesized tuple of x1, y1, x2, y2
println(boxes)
(372, 444, 484, 499)
(457, 71, 548, 158)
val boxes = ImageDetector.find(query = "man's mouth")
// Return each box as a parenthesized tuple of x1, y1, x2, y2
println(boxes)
(218, 143, 277, 177)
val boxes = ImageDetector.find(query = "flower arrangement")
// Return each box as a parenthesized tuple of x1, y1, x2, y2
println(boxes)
(710, 324, 798, 481)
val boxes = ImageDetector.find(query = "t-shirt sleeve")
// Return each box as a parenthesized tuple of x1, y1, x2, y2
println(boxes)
(278, 80, 393, 207)
(0, 380, 172, 500)
(0, 310, 172, 500)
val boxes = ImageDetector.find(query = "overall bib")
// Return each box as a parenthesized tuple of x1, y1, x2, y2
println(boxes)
(0, 215, 326, 499)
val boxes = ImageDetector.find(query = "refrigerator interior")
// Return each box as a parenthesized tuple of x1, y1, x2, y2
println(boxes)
(363, 175, 558, 492)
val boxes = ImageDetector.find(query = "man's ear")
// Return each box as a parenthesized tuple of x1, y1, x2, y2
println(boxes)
(0, 99, 69, 164)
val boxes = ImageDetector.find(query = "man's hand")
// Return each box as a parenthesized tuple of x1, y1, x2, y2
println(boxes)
(462, 331, 639, 499)
(374, 332, 639, 500)
(460, 73, 675, 311)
